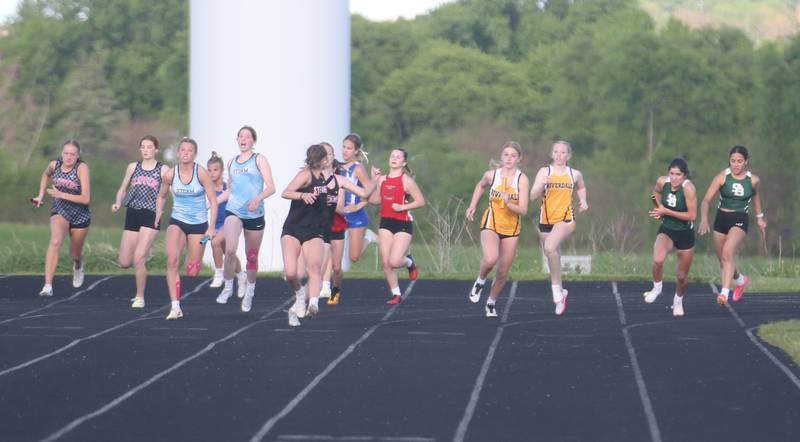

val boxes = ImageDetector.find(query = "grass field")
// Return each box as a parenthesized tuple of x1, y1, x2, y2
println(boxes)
(759, 320, 800, 366)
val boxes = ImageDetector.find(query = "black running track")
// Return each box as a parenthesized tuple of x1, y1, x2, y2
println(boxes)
(1, 274, 799, 442)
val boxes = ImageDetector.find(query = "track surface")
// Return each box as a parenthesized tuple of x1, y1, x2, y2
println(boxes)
(1, 275, 799, 442)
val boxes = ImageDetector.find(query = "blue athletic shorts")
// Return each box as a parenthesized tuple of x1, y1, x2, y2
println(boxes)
(345, 208, 369, 228)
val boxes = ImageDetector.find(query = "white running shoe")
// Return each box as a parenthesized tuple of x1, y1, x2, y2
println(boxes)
(209, 271, 224, 288)
(306, 302, 319, 318)
(365, 228, 378, 244)
(166, 307, 183, 320)
(291, 286, 307, 319)
(469, 281, 484, 303)
(216, 286, 234, 304)
(554, 289, 568, 316)
(39, 285, 53, 297)
(672, 296, 684, 317)
(288, 308, 300, 327)
(643, 288, 662, 304)
(319, 286, 332, 299)
(241, 286, 255, 313)
(72, 262, 84, 288)
(236, 272, 248, 299)
(485, 303, 498, 318)
(131, 297, 145, 308)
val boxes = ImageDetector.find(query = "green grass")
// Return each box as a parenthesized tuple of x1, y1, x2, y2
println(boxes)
(758, 320, 800, 367)
(2, 222, 799, 292)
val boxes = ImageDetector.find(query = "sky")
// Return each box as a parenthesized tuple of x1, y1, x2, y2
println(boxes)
(0, 0, 456, 24)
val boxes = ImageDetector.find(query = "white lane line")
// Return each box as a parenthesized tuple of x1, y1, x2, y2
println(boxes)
(0, 276, 115, 325)
(250, 280, 418, 442)
(708, 283, 800, 392)
(22, 326, 84, 330)
(407, 331, 465, 336)
(613, 282, 662, 442)
(0, 280, 209, 378)
(453, 280, 517, 442)
(41, 294, 294, 442)
(276, 436, 435, 442)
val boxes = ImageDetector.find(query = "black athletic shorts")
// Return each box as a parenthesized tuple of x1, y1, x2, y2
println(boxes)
(538, 220, 574, 233)
(379, 217, 413, 235)
(657, 225, 695, 250)
(124, 207, 159, 231)
(713, 210, 748, 235)
(169, 218, 208, 236)
(224, 210, 265, 231)
(324, 229, 346, 244)
(282, 225, 324, 245)
(481, 228, 518, 240)
(51, 212, 91, 230)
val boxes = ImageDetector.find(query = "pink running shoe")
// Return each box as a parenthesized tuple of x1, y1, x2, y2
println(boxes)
(732, 275, 748, 302)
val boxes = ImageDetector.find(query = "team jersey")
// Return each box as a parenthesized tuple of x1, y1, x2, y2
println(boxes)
(480, 169, 522, 236)
(213, 182, 228, 228)
(227, 153, 265, 219)
(323, 174, 341, 233)
(171, 163, 208, 225)
(125, 161, 163, 211)
(539, 166, 574, 225)
(343, 162, 364, 206)
(718, 168, 753, 213)
(660, 179, 692, 231)
(51, 159, 91, 225)
(379, 174, 412, 222)
(283, 172, 332, 230)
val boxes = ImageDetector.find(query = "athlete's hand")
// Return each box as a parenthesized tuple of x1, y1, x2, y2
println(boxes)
(301, 192, 317, 205)
(247, 198, 260, 212)
(698, 219, 710, 235)
(45, 186, 61, 199)
(578, 200, 589, 212)
(343, 203, 358, 214)
(204, 227, 215, 241)
(371, 166, 381, 179)
(111, 203, 120, 212)
(465, 206, 476, 221)
(391, 203, 404, 212)
(757, 216, 767, 231)
(647, 209, 662, 220)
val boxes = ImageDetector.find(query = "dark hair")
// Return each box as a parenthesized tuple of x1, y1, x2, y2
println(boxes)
(344, 133, 368, 163)
(140, 135, 159, 150)
(305, 144, 327, 169)
(502, 141, 522, 157)
(667, 157, 690, 179)
(238, 125, 257, 142)
(207, 151, 224, 170)
(179, 137, 198, 153)
(319, 141, 342, 172)
(392, 147, 413, 175)
(729, 144, 749, 161)
(63, 139, 81, 154)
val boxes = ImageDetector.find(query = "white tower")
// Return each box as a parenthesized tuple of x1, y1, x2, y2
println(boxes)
(190, 0, 350, 270)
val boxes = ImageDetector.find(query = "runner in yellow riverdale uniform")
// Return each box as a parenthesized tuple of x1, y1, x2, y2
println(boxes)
(529, 141, 588, 316)
(465, 142, 530, 318)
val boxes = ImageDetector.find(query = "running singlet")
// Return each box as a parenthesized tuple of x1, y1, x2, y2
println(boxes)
(379, 174, 412, 222)
(539, 166, 574, 225)
(481, 169, 522, 236)
(51, 159, 91, 225)
(284, 172, 330, 230)
(227, 153, 265, 219)
(343, 162, 364, 207)
(125, 161, 163, 211)
(171, 163, 207, 225)
(214, 182, 228, 228)
(718, 168, 753, 213)
(660, 179, 692, 231)
(323, 174, 341, 233)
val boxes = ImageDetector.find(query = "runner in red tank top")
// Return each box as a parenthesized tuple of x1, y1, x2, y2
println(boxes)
(368, 148, 426, 305)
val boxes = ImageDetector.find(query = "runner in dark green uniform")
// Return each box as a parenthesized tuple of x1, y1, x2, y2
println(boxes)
(699, 145, 767, 306)
(643, 158, 696, 317)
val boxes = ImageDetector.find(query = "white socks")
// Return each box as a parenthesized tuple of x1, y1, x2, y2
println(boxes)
(322, 280, 331, 291)
(391, 286, 401, 296)
(309, 297, 319, 307)
(721, 287, 730, 296)
(224, 279, 233, 290)
(476, 277, 486, 285)
(652, 280, 663, 294)
(673, 293, 682, 305)
(404, 256, 413, 268)
(171, 300, 180, 309)
(551, 284, 563, 303)
(735, 274, 745, 285)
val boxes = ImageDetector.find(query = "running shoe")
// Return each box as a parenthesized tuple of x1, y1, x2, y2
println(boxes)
(672, 296, 684, 317)
(236, 272, 248, 299)
(306, 302, 319, 317)
(39, 285, 53, 297)
(732, 275, 748, 302)
(216, 286, 233, 304)
(327, 293, 340, 305)
(365, 228, 378, 244)
(319, 285, 332, 299)
(241, 285, 255, 312)
(292, 286, 307, 319)
(72, 262, 84, 288)
(554, 289, 568, 316)
(716, 293, 728, 306)
(386, 294, 402, 305)
(166, 307, 183, 320)
(469, 281, 484, 303)
(209, 271, 224, 288)
(288, 308, 300, 327)
(131, 297, 145, 308)
(485, 303, 498, 318)
(406, 254, 418, 280)
(643, 288, 661, 304)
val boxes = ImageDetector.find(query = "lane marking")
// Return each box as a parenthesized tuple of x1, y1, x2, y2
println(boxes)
(0, 280, 209, 378)
(0, 276, 115, 325)
(250, 281, 417, 442)
(276, 436, 435, 442)
(22, 326, 84, 330)
(613, 282, 662, 442)
(41, 294, 293, 442)
(453, 280, 517, 442)
(407, 331, 465, 336)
